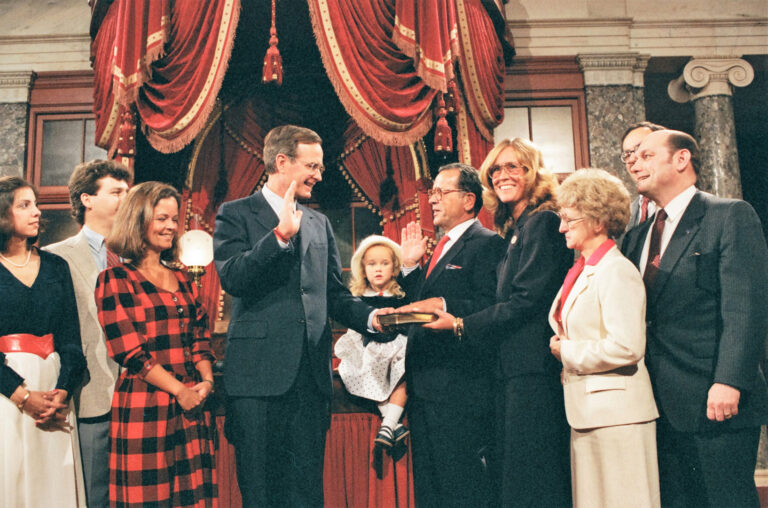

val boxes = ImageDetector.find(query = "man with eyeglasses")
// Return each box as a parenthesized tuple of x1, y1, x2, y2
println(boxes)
(621, 121, 665, 230)
(213, 124, 385, 507)
(397, 163, 505, 507)
(622, 129, 768, 508)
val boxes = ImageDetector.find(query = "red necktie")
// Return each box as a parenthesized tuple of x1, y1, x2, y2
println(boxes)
(639, 196, 650, 223)
(643, 209, 667, 289)
(106, 248, 121, 268)
(425, 235, 450, 278)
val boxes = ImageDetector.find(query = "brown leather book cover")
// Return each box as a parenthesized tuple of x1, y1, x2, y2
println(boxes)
(378, 312, 437, 331)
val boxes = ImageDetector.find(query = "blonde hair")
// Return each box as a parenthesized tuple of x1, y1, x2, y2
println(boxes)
(107, 181, 181, 263)
(348, 235, 405, 298)
(478, 138, 559, 236)
(556, 168, 631, 238)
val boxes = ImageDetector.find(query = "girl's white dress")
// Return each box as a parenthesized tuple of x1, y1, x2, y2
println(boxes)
(334, 289, 407, 402)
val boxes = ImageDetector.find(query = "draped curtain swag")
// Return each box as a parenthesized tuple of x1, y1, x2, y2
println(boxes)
(307, 0, 442, 146)
(307, 0, 504, 148)
(92, 0, 241, 156)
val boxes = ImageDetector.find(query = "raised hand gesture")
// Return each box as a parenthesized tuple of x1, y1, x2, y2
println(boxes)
(401, 221, 427, 267)
(276, 181, 303, 240)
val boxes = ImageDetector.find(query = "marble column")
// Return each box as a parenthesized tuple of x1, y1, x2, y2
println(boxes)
(668, 57, 754, 199)
(0, 71, 35, 178)
(577, 53, 650, 193)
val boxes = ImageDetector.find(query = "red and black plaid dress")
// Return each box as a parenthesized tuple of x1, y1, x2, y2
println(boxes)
(96, 263, 217, 508)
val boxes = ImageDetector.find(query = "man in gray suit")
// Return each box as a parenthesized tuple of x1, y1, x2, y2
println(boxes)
(45, 159, 132, 507)
(621, 121, 664, 230)
(214, 125, 384, 507)
(622, 130, 768, 507)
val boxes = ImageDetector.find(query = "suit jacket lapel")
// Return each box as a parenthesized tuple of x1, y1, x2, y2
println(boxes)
(249, 191, 280, 231)
(623, 219, 652, 266)
(650, 191, 705, 301)
(298, 204, 313, 258)
(421, 221, 475, 292)
(560, 263, 596, 329)
(69, 229, 99, 283)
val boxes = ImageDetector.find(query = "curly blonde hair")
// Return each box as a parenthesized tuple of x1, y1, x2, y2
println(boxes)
(478, 138, 559, 236)
(348, 235, 405, 298)
(555, 168, 631, 239)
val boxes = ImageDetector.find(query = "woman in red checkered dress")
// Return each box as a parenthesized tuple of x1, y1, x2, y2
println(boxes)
(96, 182, 217, 507)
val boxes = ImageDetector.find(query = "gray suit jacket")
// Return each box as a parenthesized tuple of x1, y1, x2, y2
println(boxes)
(214, 190, 373, 398)
(45, 230, 119, 418)
(622, 190, 768, 432)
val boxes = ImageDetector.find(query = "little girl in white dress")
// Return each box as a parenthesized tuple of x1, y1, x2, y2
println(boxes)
(334, 235, 409, 448)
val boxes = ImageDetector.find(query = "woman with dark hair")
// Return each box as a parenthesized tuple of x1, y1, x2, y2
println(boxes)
(0, 176, 87, 507)
(95, 181, 216, 507)
(425, 138, 573, 506)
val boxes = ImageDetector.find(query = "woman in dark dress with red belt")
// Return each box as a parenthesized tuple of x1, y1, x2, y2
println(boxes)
(96, 182, 216, 507)
(0, 176, 87, 507)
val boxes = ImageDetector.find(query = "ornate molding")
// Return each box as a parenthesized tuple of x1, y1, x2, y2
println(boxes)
(506, 17, 768, 58)
(0, 71, 35, 103)
(668, 57, 754, 103)
(577, 53, 651, 87)
(0, 34, 91, 74)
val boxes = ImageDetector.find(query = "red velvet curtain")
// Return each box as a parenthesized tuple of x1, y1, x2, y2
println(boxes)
(325, 413, 415, 508)
(392, 1, 459, 91)
(455, 0, 505, 143)
(92, 0, 241, 155)
(182, 99, 268, 329)
(307, 0, 503, 153)
(216, 413, 415, 508)
(307, 0, 447, 146)
(339, 124, 436, 249)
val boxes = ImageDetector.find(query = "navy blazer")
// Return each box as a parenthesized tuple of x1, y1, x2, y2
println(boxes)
(622, 190, 768, 432)
(401, 221, 505, 407)
(213, 191, 373, 398)
(463, 208, 572, 379)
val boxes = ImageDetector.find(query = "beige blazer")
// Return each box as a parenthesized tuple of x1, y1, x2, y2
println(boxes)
(45, 230, 119, 418)
(548, 246, 658, 430)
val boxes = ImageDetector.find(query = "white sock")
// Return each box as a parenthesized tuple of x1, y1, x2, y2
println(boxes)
(381, 403, 404, 430)
(377, 402, 388, 418)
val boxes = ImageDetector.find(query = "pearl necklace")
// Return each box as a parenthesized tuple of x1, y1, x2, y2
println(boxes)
(0, 249, 32, 268)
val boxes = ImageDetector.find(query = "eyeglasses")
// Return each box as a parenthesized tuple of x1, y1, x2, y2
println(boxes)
(620, 143, 641, 163)
(557, 213, 585, 229)
(292, 158, 325, 174)
(489, 162, 526, 179)
(427, 188, 466, 200)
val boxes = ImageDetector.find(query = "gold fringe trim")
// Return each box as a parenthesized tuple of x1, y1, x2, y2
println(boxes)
(307, 0, 435, 146)
(145, 0, 241, 153)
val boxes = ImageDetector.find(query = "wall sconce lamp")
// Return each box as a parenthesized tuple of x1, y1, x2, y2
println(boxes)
(179, 230, 214, 287)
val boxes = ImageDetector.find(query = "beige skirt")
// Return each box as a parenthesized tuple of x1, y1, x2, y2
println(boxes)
(571, 420, 660, 508)
(0, 352, 86, 508)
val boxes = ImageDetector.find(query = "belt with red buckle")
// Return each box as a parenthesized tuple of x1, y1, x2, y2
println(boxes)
(0, 333, 55, 359)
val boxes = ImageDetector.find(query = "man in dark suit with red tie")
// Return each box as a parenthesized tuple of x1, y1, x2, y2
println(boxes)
(622, 129, 768, 507)
(397, 163, 505, 507)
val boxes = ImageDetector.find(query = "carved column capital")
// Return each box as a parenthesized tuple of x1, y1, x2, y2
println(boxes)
(668, 56, 754, 103)
(577, 53, 651, 86)
(0, 71, 36, 103)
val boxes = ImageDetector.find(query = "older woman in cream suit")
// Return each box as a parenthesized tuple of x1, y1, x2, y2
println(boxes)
(549, 169, 660, 508)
